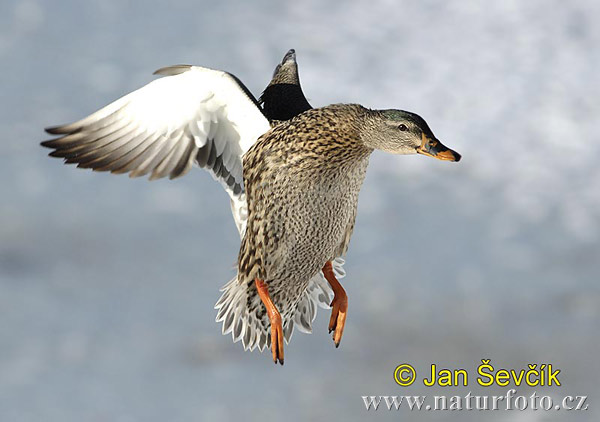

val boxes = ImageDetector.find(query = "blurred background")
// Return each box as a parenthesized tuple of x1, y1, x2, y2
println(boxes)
(1, 1, 599, 421)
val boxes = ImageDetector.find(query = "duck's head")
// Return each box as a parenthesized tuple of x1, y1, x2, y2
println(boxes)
(361, 109, 461, 162)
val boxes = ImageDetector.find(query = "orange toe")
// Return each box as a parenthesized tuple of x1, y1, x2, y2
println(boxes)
(255, 278, 284, 365)
(323, 261, 348, 348)
(270, 312, 284, 365)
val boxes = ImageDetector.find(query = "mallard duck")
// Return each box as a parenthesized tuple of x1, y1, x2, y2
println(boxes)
(42, 50, 461, 365)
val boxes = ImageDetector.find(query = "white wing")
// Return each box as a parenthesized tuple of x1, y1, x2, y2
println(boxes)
(43, 65, 270, 203)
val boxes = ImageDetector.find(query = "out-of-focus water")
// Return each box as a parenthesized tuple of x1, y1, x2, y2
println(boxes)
(1, 1, 599, 421)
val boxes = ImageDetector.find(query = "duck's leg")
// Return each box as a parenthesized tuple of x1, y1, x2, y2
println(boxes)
(322, 261, 348, 348)
(255, 278, 284, 365)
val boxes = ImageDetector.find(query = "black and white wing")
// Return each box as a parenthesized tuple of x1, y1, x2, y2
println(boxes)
(42, 65, 270, 199)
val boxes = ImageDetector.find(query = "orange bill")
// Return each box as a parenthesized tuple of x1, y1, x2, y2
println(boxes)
(417, 133, 461, 162)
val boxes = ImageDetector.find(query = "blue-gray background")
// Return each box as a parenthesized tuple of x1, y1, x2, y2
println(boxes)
(1, 1, 598, 421)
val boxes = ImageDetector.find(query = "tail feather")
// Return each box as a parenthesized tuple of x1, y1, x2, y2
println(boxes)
(214, 257, 345, 351)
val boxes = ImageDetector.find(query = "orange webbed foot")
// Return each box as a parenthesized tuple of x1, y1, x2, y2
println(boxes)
(322, 261, 348, 348)
(328, 292, 347, 347)
(269, 310, 284, 365)
(255, 278, 284, 365)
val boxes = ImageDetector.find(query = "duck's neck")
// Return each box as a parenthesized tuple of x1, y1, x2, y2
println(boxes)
(281, 104, 373, 171)
(317, 108, 373, 167)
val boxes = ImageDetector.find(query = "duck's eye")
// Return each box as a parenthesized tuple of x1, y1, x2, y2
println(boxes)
(398, 124, 408, 131)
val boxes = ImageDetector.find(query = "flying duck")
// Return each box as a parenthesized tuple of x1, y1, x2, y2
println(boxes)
(42, 50, 461, 365)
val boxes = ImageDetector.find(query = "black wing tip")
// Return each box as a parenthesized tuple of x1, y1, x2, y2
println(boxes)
(40, 139, 54, 148)
(45, 125, 68, 135)
(47, 149, 67, 158)
(41, 139, 69, 155)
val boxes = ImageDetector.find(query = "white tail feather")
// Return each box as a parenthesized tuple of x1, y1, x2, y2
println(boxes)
(214, 257, 345, 351)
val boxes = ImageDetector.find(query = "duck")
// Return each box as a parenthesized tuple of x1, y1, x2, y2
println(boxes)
(42, 50, 461, 365)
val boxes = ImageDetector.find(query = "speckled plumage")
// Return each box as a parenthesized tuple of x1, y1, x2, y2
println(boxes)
(238, 104, 372, 341)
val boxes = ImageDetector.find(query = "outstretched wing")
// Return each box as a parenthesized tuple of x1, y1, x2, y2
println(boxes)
(42, 65, 270, 198)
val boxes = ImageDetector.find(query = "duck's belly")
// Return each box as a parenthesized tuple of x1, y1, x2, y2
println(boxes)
(265, 160, 368, 304)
